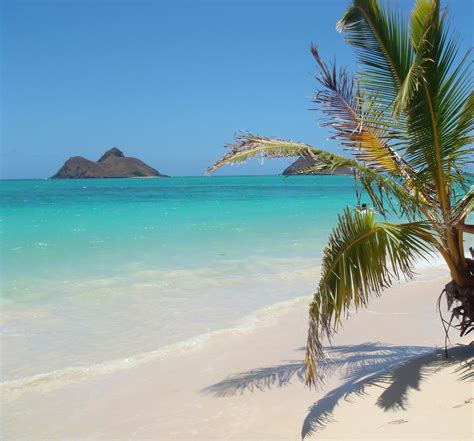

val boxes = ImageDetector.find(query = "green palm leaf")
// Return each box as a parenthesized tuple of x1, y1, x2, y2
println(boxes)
(206, 135, 315, 173)
(293, 159, 428, 219)
(306, 208, 437, 385)
(402, 0, 472, 216)
(208, 133, 429, 217)
(337, 0, 412, 110)
(451, 185, 474, 227)
(310, 45, 412, 179)
(309, 44, 436, 211)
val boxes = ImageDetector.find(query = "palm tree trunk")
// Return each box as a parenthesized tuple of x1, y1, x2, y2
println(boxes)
(443, 222, 474, 339)
(446, 258, 474, 339)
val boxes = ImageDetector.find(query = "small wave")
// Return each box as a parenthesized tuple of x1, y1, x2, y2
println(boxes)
(0, 334, 213, 401)
(34, 242, 49, 248)
(234, 295, 311, 331)
(0, 295, 310, 401)
(412, 253, 446, 270)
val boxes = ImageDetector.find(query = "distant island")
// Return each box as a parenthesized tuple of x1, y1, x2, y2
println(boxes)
(282, 157, 352, 176)
(51, 148, 168, 179)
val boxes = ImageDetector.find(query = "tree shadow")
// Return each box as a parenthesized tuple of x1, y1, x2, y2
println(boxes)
(303, 344, 473, 438)
(200, 342, 473, 439)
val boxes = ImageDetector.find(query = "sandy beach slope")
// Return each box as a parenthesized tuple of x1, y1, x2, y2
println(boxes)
(2, 267, 473, 440)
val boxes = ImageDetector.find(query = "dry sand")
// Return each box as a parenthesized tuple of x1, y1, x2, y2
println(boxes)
(2, 267, 473, 440)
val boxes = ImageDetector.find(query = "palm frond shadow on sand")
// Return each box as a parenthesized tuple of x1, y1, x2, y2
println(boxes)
(200, 343, 473, 439)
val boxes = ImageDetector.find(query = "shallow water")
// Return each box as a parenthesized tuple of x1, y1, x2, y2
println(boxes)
(0, 176, 368, 384)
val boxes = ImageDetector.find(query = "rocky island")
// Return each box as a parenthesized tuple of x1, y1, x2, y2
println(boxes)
(51, 148, 167, 179)
(282, 156, 352, 176)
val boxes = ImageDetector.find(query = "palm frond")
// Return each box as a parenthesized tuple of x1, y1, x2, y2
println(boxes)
(209, 133, 432, 219)
(454, 90, 474, 148)
(337, 0, 472, 220)
(305, 208, 437, 385)
(310, 45, 411, 179)
(337, 0, 412, 110)
(450, 185, 474, 227)
(310, 45, 435, 212)
(293, 156, 429, 219)
(207, 134, 362, 176)
(392, 47, 425, 118)
(403, 0, 473, 214)
(410, 0, 434, 49)
(391, 0, 435, 118)
(207, 135, 316, 173)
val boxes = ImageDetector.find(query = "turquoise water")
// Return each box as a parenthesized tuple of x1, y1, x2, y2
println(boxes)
(1, 176, 358, 384)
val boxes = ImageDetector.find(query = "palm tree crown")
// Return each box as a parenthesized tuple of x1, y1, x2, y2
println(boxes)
(208, 0, 473, 386)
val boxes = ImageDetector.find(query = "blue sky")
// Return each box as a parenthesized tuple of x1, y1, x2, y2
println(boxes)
(1, 0, 472, 178)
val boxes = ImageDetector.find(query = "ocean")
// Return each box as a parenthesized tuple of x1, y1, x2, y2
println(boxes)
(1, 176, 363, 389)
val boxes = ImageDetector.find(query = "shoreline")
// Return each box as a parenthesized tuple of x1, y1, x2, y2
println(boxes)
(0, 295, 312, 401)
(3, 266, 472, 440)
(0, 260, 445, 396)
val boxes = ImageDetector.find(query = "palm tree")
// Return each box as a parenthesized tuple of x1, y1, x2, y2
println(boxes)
(208, 0, 473, 386)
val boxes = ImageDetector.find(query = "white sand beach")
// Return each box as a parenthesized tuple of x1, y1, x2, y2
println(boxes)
(2, 266, 472, 440)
